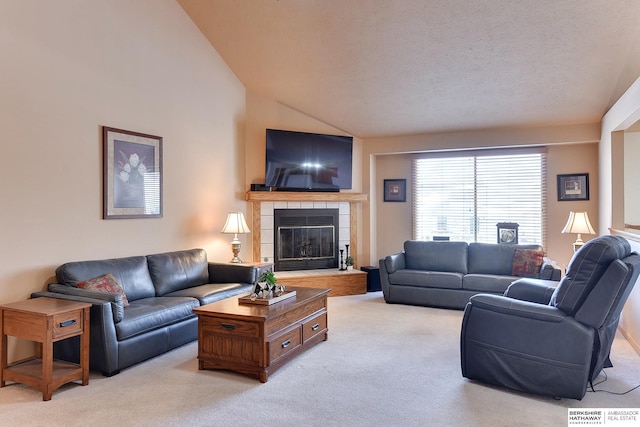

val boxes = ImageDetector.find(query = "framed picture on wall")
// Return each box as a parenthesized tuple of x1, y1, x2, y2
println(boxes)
(103, 126, 163, 219)
(384, 179, 406, 202)
(557, 173, 589, 201)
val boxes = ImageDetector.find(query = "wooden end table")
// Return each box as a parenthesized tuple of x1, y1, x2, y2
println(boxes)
(193, 286, 329, 382)
(0, 297, 91, 401)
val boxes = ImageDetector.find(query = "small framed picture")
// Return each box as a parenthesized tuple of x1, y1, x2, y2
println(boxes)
(384, 179, 406, 202)
(497, 222, 519, 244)
(103, 126, 163, 219)
(557, 173, 589, 201)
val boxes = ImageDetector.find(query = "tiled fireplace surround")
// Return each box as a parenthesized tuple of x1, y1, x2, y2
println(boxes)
(246, 192, 367, 269)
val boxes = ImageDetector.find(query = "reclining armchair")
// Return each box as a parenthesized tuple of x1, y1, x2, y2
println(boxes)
(460, 235, 640, 400)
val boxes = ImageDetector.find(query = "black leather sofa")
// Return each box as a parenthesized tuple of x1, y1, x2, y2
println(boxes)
(32, 248, 257, 376)
(379, 240, 562, 309)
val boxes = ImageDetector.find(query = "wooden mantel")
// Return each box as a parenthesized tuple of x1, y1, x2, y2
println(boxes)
(246, 191, 368, 265)
(246, 191, 367, 203)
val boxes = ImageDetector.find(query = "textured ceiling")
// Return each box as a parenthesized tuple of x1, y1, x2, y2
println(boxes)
(178, 0, 640, 139)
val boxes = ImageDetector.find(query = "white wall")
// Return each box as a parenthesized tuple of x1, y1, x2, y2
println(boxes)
(601, 75, 640, 353)
(0, 0, 247, 359)
(624, 132, 640, 225)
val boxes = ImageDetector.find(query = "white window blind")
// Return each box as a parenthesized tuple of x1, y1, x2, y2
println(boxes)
(412, 151, 546, 245)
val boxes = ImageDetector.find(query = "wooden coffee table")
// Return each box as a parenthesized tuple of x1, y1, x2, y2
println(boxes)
(193, 286, 330, 382)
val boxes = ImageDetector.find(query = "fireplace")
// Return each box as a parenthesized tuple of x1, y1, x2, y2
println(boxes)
(274, 209, 339, 271)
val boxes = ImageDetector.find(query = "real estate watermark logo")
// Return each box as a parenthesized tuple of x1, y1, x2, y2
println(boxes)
(568, 409, 639, 426)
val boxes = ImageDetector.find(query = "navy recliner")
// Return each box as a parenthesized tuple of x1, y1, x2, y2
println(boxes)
(460, 235, 640, 399)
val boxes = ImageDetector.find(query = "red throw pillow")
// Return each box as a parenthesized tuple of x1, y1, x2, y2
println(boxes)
(511, 249, 545, 278)
(77, 273, 130, 306)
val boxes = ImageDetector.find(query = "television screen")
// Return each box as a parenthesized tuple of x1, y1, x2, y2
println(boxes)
(265, 129, 353, 190)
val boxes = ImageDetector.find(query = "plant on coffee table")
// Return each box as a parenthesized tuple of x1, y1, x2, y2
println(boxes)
(254, 269, 285, 298)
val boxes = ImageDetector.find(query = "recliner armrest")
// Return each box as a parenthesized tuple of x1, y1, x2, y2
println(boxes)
(468, 294, 566, 322)
(47, 283, 124, 323)
(504, 278, 558, 304)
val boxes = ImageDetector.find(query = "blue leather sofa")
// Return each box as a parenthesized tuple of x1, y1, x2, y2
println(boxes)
(33, 248, 257, 376)
(379, 240, 561, 309)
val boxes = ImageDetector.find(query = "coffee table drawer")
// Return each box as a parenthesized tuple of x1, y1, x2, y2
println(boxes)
(201, 316, 260, 339)
(269, 327, 301, 363)
(302, 312, 327, 342)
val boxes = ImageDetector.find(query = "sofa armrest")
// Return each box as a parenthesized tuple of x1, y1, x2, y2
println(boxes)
(382, 252, 405, 274)
(504, 278, 558, 304)
(47, 283, 124, 323)
(208, 262, 258, 284)
(540, 257, 562, 281)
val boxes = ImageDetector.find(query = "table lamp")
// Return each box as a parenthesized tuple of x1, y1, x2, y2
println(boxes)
(561, 211, 595, 252)
(221, 212, 250, 263)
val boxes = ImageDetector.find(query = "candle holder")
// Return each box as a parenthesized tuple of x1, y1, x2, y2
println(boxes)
(339, 249, 345, 271)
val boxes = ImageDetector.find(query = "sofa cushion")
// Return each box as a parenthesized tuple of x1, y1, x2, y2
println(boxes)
(511, 249, 545, 278)
(115, 296, 199, 341)
(165, 282, 253, 305)
(403, 241, 468, 274)
(147, 249, 210, 296)
(463, 274, 518, 293)
(389, 270, 463, 290)
(56, 256, 156, 302)
(468, 243, 541, 275)
(76, 273, 130, 306)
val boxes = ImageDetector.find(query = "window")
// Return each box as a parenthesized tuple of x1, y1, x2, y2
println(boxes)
(412, 150, 546, 245)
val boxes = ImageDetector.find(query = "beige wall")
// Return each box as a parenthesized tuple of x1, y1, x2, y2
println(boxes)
(243, 92, 364, 260)
(362, 124, 601, 267)
(0, 1, 246, 359)
(601, 75, 640, 353)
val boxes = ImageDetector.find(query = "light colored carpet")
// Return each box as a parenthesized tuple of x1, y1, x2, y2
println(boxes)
(2, 292, 640, 427)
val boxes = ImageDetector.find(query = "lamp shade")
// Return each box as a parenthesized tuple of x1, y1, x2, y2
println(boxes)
(561, 211, 595, 235)
(221, 212, 250, 235)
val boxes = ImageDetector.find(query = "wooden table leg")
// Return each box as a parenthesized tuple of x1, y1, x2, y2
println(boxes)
(80, 307, 90, 385)
(42, 319, 53, 401)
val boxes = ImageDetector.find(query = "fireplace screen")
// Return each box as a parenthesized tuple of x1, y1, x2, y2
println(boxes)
(274, 208, 339, 271)
(278, 225, 335, 261)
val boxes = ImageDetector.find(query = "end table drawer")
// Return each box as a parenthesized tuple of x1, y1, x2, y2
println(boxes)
(269, 327, 301, 363)
(53, 310, 83, 339)
(302, 312, 327, 342)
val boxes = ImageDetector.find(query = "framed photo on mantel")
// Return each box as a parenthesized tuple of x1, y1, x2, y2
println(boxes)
(103, 126, 163, 219)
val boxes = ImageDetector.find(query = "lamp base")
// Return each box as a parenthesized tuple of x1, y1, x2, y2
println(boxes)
(572, 234, 584, 253)
(229, 241, 242, 263)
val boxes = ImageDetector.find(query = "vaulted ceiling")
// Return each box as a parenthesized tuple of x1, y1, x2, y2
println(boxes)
(178, 0, 640, 139)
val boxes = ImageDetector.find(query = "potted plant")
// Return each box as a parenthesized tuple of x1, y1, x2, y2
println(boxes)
(255, 269, 285, 298)
(259, 269, 277, 287)
(345, 256, 355, 271)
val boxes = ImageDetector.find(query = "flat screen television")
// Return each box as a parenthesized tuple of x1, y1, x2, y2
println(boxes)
(265, 129, 353, 190)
